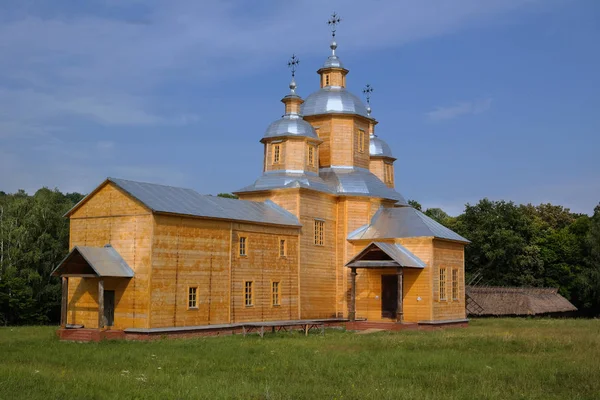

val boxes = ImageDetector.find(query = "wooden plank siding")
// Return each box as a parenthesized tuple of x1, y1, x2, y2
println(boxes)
(431, 239, 467, 321)
(68, 182, 153, 329)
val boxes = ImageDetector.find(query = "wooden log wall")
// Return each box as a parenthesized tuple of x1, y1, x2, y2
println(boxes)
(230, 223, 299, 322)
(68, 182, 153, 329)
(431, 239, 467, 320)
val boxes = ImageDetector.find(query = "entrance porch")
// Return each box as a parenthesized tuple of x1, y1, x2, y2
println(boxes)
(51, 245, 134, 330)
(346, 242, 426, 324)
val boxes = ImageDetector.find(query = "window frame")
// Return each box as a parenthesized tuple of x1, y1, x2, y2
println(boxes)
(439, 268, 447, 301)
(273, 144, 281, 164)
(187, 286, 198, 310)
(358, 130, 365, 153)
(239, 236, 247, 257)
(452, 268, 459, 301)
(244, 281, 254, 307)
(308, 145, 315, 167)
(279, 238, 287, 258)
(271, 281, 281, 307)
(314, 219, 325, 246)
(325, 74, 330, 86)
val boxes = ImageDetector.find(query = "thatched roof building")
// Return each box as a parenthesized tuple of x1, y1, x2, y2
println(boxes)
(466, 286, 577, 317)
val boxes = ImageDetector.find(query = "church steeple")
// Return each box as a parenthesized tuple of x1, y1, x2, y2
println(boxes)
(318, 13, 348, 88)
(283, 54, 303, 115)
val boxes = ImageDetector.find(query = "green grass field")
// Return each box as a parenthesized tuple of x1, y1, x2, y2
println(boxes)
(0, 319, 599, 400)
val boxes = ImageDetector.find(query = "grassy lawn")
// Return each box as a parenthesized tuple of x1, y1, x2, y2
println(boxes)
(0, 319, 599, 400)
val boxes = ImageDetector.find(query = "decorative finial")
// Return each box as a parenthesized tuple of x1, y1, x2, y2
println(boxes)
(327, 12, 341, 56)
(327, 12, 341, 38)
(287, 54, 300, 94)
(363, 84, 374, 116)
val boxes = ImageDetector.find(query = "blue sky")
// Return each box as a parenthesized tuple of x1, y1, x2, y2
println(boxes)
(0, 0, 598, 215)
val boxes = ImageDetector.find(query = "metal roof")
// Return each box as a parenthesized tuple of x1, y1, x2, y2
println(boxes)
(301, 86, 369, 118)
(67, 178, 301, 227)
(235, 171, 334, 195)
(320, 167, 408, 203)
(346, 242, 426, 269)
(322, 54, 344, 69)
(52, 245, 134, 278)
(370, 134, 394, 158)
(347, 207, 470, 243)
(236, 167, 408, 204)
(263, 113, 320, 141)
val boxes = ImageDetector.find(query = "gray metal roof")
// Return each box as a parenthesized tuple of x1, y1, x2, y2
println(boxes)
(346, 242, 426, 269)
(322, 54, 344, 69)
(67, 178, 301, 227)
(320, 167, 408, 203)
(52, 245, 134, 277)
(235, 171, 334, 195)
(263, 113, 320, 141)
(348, 207, 470, 243)
(370, 134, 394, 158)
(236, 167, 408, 204)
(301, 86, 369, 118)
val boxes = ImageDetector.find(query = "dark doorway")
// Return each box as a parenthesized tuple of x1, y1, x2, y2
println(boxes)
(104, 290, 115, 327)
(381, 275, 398, 319)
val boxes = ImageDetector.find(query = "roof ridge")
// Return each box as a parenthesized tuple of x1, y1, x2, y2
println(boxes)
(108, 177, 198, 194)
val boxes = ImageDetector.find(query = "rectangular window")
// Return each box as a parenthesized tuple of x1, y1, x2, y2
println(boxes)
(452, 269, 459, 300)
(244, 281, 253, 306)
(440, 268, 447, 301)
(239, 236, 247, 256)
(188, 287, 198, 309)
(272, 281, 280, 306)
(384, 163, 393, 183)
(325, 75, 330, 86)
(314, 220, 324, 246)
(358, 130, 365, 153)
(308, 145, 314, 166)
(279, 239, 286, 257)
(273, 144, 281, 164)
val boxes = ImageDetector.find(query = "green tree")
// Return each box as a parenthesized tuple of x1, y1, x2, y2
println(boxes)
(408, 199, 422, 211)
(217, 193, 239, 199)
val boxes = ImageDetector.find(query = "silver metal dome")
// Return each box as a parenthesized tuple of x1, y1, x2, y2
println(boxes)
(301, 86, 369, 117)
(322, 55, 344, 69)
(370, 135, 394, 158)
(263, 113, 319, 140)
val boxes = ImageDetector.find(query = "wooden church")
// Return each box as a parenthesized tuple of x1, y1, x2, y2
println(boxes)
(52, 18, 469, 338)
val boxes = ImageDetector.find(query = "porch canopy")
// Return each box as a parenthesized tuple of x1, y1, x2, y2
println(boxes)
(52, 244, 134, 278)
(51, 244, 133, 328)
(345, 242, 426, 269)
(345, 242, 426, 323)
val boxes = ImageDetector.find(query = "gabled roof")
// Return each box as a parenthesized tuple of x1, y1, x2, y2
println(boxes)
(52, 245, 134, 278)
(348, 207, 469, 243)
(346, 242, 426, 269)
(66, 178, 301, 228)
(466, 286, 577, 316)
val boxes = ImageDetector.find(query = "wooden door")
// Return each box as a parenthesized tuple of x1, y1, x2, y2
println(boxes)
(381, 275, 398, 319)
(104, 290, 115, 327)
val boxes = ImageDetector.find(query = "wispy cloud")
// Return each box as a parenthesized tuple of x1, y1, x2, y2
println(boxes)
(427, 98, 493, 121)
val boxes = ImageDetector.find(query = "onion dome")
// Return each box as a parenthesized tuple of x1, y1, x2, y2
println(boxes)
(263, 113, 319, 140)
(369, 134, 394, 158)
(320, 41, 344, 69)
(301, 86, 369, 117)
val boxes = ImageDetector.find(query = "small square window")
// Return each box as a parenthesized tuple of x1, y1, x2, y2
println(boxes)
(279, 239, 286, 257)
(272, 281, 280, 306)
(244, 281, 253, 306)
(239, 236, 247, 256)
(188, 287, 198, 309)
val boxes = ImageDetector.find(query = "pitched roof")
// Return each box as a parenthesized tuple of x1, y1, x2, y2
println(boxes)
(52, 245, 134, 278)
(346, 242, 426, 269)
(466, 286, 577, 316)
(66, 178, 301, 228)
(347, 207, 469, 243)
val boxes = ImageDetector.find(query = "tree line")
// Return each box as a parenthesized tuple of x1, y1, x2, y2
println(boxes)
(0, 187, 598, 325)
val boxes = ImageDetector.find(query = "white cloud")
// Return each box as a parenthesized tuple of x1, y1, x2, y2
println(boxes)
(427, 98, 493, 121)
